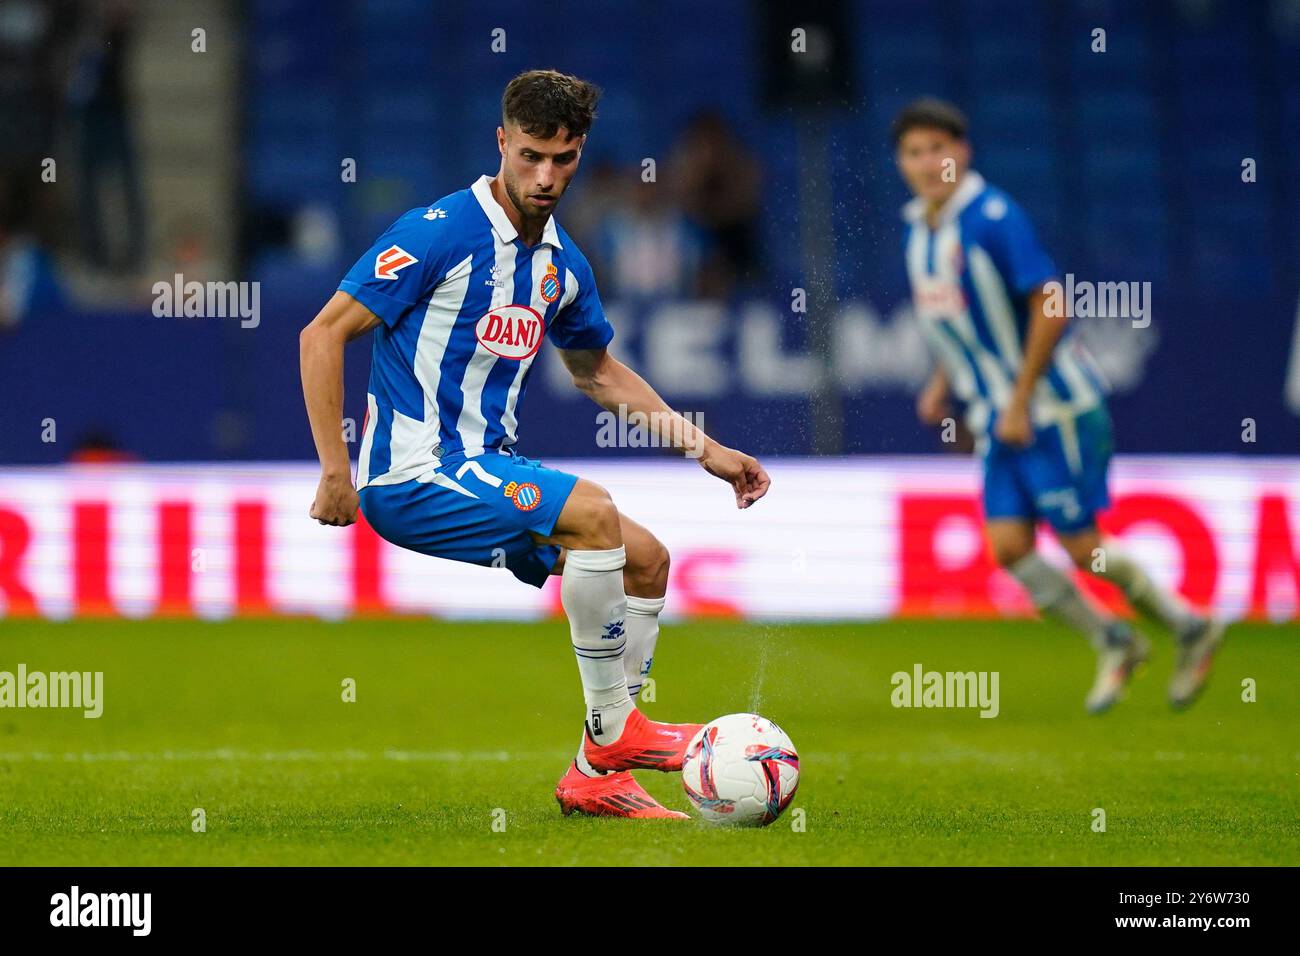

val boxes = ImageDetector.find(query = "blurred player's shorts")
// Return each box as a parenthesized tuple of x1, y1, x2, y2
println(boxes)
(359, 451, 580, 587)
(982, 405, 1113, 533)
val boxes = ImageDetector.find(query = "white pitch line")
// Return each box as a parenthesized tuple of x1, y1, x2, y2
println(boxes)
(4, 749, 1281, 765)
(0, 748, 846, 765)
(0, 749, 541, 763)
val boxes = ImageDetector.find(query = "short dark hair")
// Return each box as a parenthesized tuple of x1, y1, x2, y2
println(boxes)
(890, 97, 969, 147)
(502, 70, 601, 140)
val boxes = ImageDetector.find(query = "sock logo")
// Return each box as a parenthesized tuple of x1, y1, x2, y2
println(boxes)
(601, 618, 625, 641)
(589, 710, 603, 736)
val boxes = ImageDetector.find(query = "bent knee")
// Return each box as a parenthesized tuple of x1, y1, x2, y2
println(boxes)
(986, 521, 1036, 569)
(990, 539, 1034, 569)
(568, 480, 622, 550)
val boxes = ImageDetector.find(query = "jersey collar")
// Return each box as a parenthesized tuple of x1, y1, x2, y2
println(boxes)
(471, 174, 564, 249)
(902, 170, 986, 227)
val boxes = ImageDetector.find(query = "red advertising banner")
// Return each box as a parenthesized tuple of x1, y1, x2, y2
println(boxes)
(0, 458, 1296, 621)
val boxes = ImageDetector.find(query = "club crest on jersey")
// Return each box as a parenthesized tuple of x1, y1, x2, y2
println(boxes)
(539, 263, 561, 303)
(475, 304, 543, 360)
(503, 480, 542, 511)
(374, 245, 418, 280)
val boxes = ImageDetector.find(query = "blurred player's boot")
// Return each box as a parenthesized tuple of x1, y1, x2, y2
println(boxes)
(554, 762, 689, 819)
(583, 707, 703, 773)
(1085, 623, 1149, 714)
(1169, 617, 1225, 709)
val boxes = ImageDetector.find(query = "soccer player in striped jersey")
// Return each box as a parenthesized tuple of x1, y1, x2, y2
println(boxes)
(893, 98, 1223, 712)
(300, 71, 770, 818)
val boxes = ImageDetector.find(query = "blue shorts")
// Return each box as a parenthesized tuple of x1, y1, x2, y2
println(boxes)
(358, 451, 579, 588)
(982, 405, 1113, 534)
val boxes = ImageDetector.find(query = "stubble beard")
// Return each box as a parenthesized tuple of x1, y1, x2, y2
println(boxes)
(504, 170, 556, 234)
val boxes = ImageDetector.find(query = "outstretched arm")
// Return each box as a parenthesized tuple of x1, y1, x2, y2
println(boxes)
(299, 291, 382, 526)
(560, 347, 771, 509)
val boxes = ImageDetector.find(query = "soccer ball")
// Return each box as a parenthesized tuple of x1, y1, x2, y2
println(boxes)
(680, 713, 800, 826)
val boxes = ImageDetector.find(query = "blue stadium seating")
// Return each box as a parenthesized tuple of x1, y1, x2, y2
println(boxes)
(236, 0, 1298, 356)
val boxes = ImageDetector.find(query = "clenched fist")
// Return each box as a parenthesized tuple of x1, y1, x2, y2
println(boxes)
(310, 473, 359, 526)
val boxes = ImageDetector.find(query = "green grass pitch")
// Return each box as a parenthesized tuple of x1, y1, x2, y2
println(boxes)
(0, 616, 1295, 866)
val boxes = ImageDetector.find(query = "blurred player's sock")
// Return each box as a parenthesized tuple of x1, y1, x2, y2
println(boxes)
(1009, 552, 1115, 649)
(623, 594, 665, 701)
(1093, 543, 1198, 634)
(562, 546, 633, 752)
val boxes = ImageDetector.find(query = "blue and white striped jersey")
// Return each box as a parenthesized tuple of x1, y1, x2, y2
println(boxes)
(903, 171, 1107, 434)
(339, 175, 612, 489)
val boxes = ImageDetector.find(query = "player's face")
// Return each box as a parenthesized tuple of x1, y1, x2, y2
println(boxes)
(497, 123, 585, 222)
(896, 128, 970, 206)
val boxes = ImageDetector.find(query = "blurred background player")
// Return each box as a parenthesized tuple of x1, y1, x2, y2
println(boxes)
(299, 70, 770, 819)
(893, 98, 1224, 713)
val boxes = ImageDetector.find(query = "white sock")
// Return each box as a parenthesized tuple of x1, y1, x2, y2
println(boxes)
(563, 547, 633, 753)
(1093, 542, 1197, 634)
(573, 592, 667, 778)
(573, 729, 602, 776)
(1009, 552, 1122, 650)
(623, 594, 665, 701)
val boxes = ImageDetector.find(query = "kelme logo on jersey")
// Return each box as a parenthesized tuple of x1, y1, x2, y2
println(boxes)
(502, 480, 542, 511)
(475, 304, 543, 360)
(539, 263, 561, 303)
(374, 245, 418, 280)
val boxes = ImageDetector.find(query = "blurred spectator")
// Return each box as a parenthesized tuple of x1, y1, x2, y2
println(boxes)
(68, 429, 137, 463)
(669, 110, 762, 297)
(589, 172, 706, 300)
(0, 0, 74, 164)
(0, 176, 65, 330)
(0, 0, 75, 326)
(65, 0, 145, 274)
(560, 158, 623, 252)
(0, 220, 64, 330)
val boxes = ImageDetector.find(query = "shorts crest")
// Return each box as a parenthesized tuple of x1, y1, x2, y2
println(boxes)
(503, 480, 542, 511)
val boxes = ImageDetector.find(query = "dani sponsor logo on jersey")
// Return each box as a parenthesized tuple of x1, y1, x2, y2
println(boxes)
(475, 304, 544, 360)
(912, 274, 968, 320)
